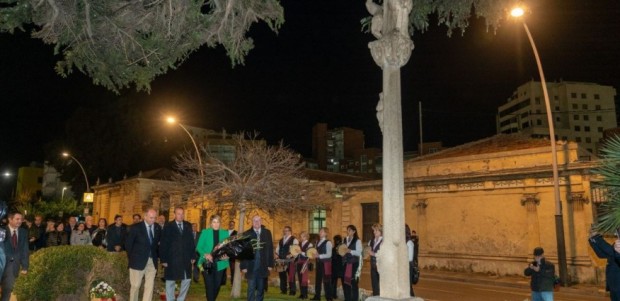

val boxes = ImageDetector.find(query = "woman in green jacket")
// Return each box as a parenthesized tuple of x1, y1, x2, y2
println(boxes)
(196, 214, 229, 301)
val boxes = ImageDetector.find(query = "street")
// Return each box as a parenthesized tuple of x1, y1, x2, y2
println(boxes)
(407, 278, 607, 301)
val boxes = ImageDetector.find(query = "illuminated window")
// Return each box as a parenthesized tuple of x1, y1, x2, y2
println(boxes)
(309, 209, 326, 235)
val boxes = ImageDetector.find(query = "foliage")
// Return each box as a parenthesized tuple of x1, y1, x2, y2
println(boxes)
(593, 135, 620, 234)
(14, 245, 129, 301)
(31, 198, 86, 221)
(362, 0, 516, 37)
(0, 0, 284, 93)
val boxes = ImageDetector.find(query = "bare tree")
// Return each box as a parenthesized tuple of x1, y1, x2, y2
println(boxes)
(173, 132, 330, 297)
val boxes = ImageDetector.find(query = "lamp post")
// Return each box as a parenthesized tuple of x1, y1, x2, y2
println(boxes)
(62, 152, 90, 193)
(61, 187, 67, 200)
(166, 117, 205, 228)
(511, 7, 568, 286)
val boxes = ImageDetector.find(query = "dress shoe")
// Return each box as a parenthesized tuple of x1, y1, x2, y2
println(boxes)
(290, 291, 297, 296)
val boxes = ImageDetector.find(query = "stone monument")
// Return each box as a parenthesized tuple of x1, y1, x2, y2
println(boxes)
(367, 0, 417, 300)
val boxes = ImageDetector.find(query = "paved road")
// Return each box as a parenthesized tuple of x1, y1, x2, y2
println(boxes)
(411, 278, 608, 301)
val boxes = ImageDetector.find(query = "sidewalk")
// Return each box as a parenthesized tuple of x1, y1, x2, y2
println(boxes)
(419, 268, 608, 298)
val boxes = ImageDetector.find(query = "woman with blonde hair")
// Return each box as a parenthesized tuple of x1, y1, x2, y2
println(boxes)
(368, 223, 383, 296)
(196, 214, 229, 301)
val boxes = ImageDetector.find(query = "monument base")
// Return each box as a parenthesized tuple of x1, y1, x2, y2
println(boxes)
(365, 296, 424, 301)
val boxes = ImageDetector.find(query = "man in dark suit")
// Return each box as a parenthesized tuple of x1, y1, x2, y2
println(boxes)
(160, 207, 195, 301)
(240, 215, 273, 301)
(222, 220, 238, 285)
(106, 214, 128, 252)
(1, 212, 29, 301)
(126, 208, 161, 301)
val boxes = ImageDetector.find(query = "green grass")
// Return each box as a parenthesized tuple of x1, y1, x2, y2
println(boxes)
(160, 278, 307, 301)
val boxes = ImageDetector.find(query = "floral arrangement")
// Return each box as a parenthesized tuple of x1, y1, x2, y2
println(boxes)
(90, 281, 115, 299)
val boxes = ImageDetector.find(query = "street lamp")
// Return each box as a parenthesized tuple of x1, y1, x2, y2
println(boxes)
(61, 187, 67, 200)
(510, 6, 568, 286)
(166, 116, 206, 228)
(61, 152, 90, 193)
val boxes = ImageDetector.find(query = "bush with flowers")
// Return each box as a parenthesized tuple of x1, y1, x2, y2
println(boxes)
(90, 281, 116, 299)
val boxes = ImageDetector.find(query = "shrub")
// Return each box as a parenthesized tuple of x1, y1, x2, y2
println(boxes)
(14, 245, 128, 301)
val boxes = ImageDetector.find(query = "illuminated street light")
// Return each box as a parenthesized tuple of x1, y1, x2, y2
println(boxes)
(510, 6, 568, 286)
(62, 187, 67, 200)
(62, 152, 90, 192)
(166, 116, 205, 228)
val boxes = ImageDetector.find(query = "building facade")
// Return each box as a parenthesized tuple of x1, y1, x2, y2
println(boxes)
(497, 80, 617, 154)
(334, 134, 608, 285)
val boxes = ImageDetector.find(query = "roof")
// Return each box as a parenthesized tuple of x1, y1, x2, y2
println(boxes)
(410, 134, 557, 162)
(303, 169, 373, 184)
(126, 168, 175, 181)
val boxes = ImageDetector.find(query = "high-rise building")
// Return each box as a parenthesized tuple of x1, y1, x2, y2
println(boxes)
(311, 123, 380, 174)
(497, 81, 617, 153)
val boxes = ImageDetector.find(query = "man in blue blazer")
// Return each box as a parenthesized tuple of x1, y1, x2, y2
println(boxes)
(589, 229, 620, 301)
(126, 208, 161, 301)
(1, 212, 29, 301)
(241, 215, 274, 301)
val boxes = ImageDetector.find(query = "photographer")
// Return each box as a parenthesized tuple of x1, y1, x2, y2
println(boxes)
(524, 247, 555, 301)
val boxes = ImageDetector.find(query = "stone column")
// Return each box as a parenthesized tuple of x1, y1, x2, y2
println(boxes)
(367, 0, 414, 300)
(568, 192, 589, 259)
(521, 194, 541, 254)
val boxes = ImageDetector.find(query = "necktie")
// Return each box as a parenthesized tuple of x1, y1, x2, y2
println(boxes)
(177, 222, 183, 232)
(11, 230, 17, 249)
(255, 229, 260, 242)
(148, 225, 153, 244)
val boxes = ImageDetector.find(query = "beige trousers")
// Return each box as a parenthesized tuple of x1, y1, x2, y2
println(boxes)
(129, 258, 157, 301)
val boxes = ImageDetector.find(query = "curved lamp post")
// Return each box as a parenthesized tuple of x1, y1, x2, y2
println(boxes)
(166, 117, 205, 228)
(511, 7, 568, 286)
(62, 152, 90, 193)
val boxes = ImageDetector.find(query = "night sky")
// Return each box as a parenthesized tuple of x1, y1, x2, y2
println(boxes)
(1, 0, 620, 173)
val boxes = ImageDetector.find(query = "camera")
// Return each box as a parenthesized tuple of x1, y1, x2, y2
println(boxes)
(531, 261, 538, 267)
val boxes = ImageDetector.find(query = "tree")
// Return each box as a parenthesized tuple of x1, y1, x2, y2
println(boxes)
(593, 136, 620, 234)
(0, 0, 284, 93)
(173, 133, 331, 297)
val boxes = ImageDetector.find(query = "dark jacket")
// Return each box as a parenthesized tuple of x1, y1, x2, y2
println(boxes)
(3, 226, 29, 274)
(524, 258, 555, 292)
(126, 221, 161, 270)
(46, 231, 69, 246)
(160, 220, 196, 280)
(240, 225, 274, 279)
(589, 234, 620, 292)
(106, 223, 128, 252)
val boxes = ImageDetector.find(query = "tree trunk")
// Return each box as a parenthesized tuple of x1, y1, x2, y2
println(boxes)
(231, 200, 247, 298)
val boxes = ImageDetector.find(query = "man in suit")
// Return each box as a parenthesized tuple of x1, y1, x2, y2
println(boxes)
(126, 208, 161, 301)
(222, 220, 238, 285)
(240, 215, 274, 301)
(1, 211, 29, 301)
(191, 223, 201, 283)
(106, 214, 128, 252)
(160, 207, 195, 301)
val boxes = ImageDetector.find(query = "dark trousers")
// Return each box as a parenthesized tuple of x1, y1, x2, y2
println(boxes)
(343, 263, 358, 301)
(611, 290, 620, 301)
(279, 269, 296, 293)
(1, 261, 20, 301)
(297, 264, 309, 298)
(331, 273, 343, 299)
(203, 268, 224, 301)
(221, 259, 236, 285)
(314, 262, 332, 300)
(247, 274, 266, 301)
(370, 265, 380, 296)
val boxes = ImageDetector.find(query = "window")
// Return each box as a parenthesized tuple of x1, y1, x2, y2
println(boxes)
(576, 137, 582, 142)
(581, 93, 587, 99)
(555, 106, 560, 111)
(571, 93, 577, 98)
(596, 105, 602, 110)
(586, 137, 592, 143)
(572, 104, 578, 109)
(598, 127, 604, 133)
(582, 104, 588, 110)
(537, 119, 542, 125)
(536, 109, 541, 114)
(573, 115, 579, 120)
(583, 115, 589, 121)
(575, 126, 581, 131)
(594, 94, 600, 100)
(556, 117, 561, 122)
(554, 95, 559, 100)
(597, 116, 602, 121)
(535, 97, 541, 104)
(587, 148, 593, 153)
(562, 136, 568, 140)
(309, 209, 327, 234)
(585, 126, 590, 132)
